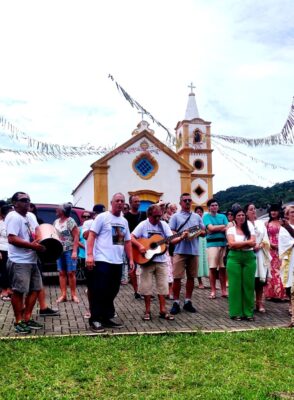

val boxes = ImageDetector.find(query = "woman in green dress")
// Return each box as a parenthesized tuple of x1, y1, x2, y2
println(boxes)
(195, 206, 209, 289)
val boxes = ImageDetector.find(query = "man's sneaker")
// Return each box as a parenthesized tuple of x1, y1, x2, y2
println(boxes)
(26, 319, 43, 330)
(89, 321, 105, 333)
(39, 307, 60, 317)
(183, 301, 197, 313)
(102, 319, 124, 329)
(170, 302, 181, 315)
(14, 321, 31, 334)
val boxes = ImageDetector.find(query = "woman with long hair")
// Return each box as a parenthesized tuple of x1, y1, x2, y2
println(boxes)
(245, 203, 271, 313)
(264, 204, 287, 301)
(278, 205, 294, 327)
(226, 208, 256, 320)
(53, 203, 79, 303)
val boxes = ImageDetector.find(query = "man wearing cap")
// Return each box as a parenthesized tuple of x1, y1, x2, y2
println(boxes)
(5, 192, 45, 334)
(86, 193, 134, 332)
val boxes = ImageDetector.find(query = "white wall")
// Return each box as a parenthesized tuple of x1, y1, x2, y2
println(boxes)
(72, 173, 94, 210)
(107, 137, 182, 205)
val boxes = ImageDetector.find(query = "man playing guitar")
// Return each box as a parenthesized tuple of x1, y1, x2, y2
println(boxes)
(131, 204, 188, 321)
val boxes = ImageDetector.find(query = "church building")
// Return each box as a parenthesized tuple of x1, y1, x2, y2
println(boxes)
(72, 85, 214, 211)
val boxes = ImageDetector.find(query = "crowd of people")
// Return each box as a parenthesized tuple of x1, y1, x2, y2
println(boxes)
(0, 191, 293, 334)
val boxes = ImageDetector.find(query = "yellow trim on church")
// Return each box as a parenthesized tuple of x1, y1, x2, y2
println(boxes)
(128, 189, 163, 203)
(93, 164, 109, 207)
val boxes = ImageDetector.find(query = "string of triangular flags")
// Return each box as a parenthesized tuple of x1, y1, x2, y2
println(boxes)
(109, 74, 294, 147)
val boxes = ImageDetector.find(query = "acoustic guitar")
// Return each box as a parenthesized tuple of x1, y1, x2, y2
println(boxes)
(132, 225, 201, 265)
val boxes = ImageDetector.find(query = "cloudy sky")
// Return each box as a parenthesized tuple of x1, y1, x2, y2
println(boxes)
(0, 0, 293, 205)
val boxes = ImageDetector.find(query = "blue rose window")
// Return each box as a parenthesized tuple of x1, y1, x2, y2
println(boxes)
(135, 158, 154, 177)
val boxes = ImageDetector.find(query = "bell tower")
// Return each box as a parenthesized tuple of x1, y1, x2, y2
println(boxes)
(175, 83, 214, 207)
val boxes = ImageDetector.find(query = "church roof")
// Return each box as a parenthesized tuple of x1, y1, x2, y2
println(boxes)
(72, 127, 193, 195)
(91, 128, 194, 171)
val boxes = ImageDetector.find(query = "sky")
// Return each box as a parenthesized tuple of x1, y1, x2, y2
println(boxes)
(0, 0, 293, 205)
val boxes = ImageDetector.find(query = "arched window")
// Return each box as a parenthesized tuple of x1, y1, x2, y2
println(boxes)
(194, 130, 202, 143)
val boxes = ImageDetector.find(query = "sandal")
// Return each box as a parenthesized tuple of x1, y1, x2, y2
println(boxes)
(1, 295, 11, 302)
(159, 312, 175, 321)
(231, 316, 242, 321)
(288, 322, 294, 328)
(209, 293, 216, 299)
(57, 296, 67, 303)
(142, 313, 151, 321)
(71, 296, 80, 304)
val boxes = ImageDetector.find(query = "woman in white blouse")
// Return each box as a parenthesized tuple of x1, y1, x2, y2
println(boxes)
(226, 208, 256, 321)
(245, 204, 271, 313)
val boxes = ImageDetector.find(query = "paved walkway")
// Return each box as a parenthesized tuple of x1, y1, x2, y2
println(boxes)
(0, 279, 291, 338)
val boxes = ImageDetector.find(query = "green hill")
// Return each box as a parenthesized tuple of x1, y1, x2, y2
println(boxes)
(214, 180, 294, 212)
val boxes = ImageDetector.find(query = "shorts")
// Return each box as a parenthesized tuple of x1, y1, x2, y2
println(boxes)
(7, 259, 43, 294)
(172, 254, 198, 279)
(139, 262, 168, 296)
(57, 250, 77, 272)
(206, 247, 226, 269)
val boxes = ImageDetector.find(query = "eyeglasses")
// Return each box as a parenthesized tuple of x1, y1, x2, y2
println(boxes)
(182, 199, 192, 203)
(82, 215, 91, 219)
(18, 198, 30, 203)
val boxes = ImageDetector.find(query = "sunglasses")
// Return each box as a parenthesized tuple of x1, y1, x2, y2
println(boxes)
(182, 199, 192, 203)
(152, 214, 162, 218)
(82, 215, 91, 219)
(18, 198, 30, 203)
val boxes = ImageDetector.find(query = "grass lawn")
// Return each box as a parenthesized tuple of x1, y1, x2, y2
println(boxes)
(1, 329, 294, 399)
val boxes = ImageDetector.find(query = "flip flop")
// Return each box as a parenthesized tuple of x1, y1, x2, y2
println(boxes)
(159, 312, 175, 321)
(71, 296, 80, 304)
(142, 313, 151, 321)
(209, 293, 216, 299)
(1, 295, 11, 302)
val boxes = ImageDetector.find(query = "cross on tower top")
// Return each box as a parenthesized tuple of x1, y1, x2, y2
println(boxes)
(138, 110, 146, 120)
(188, 82, 196, 94)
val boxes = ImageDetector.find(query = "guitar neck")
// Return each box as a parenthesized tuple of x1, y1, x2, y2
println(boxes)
(157, 226, 200, 246)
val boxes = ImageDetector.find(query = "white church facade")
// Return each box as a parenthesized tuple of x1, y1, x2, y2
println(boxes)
(72, 87, 214, 211)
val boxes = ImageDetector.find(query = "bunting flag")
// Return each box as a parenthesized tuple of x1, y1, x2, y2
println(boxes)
(109, 74, 294, 147)
(108, 74, 175, 144)
(213, 138, 294, 171)
(213, 142, 276, 186)
(0, 116, 113, 157)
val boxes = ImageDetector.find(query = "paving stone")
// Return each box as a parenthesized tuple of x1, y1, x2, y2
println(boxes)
(0, 278, 291, 337)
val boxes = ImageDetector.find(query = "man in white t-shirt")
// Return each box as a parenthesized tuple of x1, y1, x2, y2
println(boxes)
(5, 192, 46, 334)
(131, 204, 187, 321)
(86, 193, 134, 332)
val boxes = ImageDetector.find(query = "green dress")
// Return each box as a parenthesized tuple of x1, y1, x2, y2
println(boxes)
(198, 236, 209, 277)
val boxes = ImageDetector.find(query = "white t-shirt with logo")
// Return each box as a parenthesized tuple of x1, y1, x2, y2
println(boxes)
(90, 211, 130, 264)
(132, 220, 173, 263)
(5, 211, 39, 263)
